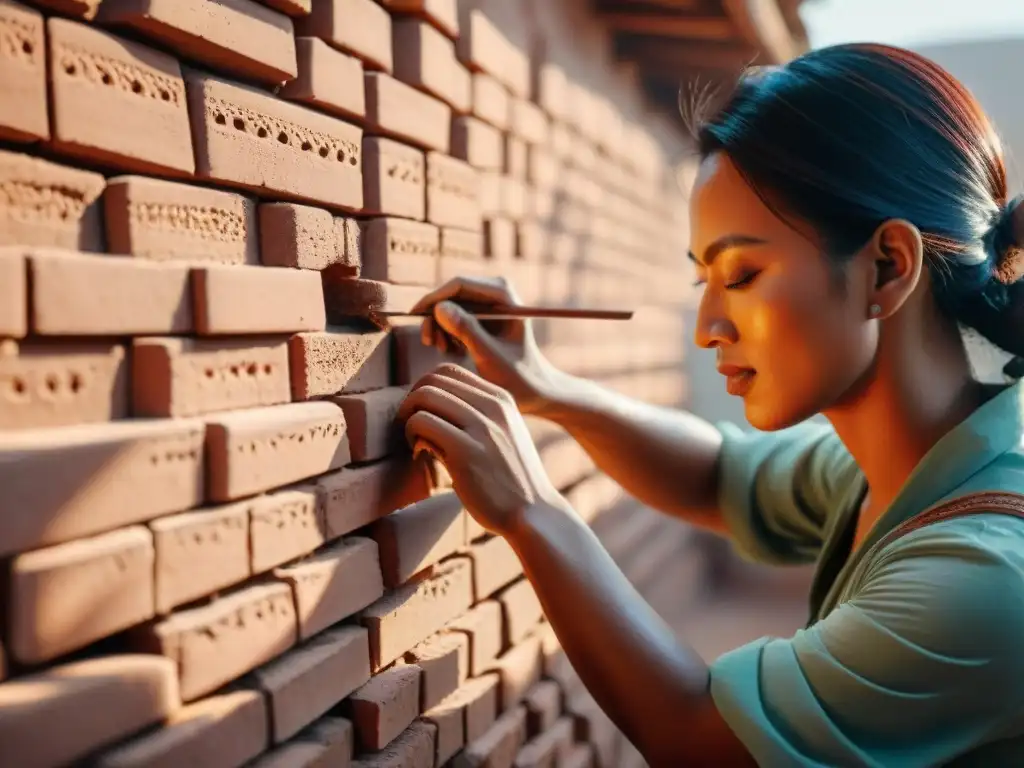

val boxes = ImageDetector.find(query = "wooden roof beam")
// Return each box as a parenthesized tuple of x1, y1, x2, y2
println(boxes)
(599, 12, 736, 40)
(615, 34, 761, 72)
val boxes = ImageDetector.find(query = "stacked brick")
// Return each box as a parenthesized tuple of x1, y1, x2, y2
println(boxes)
(0, 0, 696, 765)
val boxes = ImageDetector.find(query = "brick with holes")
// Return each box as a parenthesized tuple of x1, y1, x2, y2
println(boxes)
(295, 0, 391, 72)
(281, 36, 364, 120)
(47, 18, 193, 175)
(426, 152, 481, 230)
(249, 484, 325, 573)
(0, 1, 47, 142)
(364, 71, 450, 153)
(362, 136, 426, 220)
(361, 217, 439, 286)
(187, 72, 362, 211)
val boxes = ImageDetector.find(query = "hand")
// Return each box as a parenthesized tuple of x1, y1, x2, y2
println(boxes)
(409, 276, 565, 416)
(397, 363, 568, 539)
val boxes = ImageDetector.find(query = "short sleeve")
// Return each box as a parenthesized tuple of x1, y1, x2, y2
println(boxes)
(716, 420, 860, 565)
(708, 518, 1024, 767)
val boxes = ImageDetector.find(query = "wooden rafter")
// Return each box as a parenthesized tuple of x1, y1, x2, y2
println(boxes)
(598, 12, 736, 40)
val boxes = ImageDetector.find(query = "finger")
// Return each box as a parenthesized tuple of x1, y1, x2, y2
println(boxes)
(409, 276, 516, 315)
(404, 410, 475, 460)
(427, 373, 506, 423)
(397, 383, 485, 429)
(433, 301, 504, 360)
(429, 363, 509, 401)
(421, 316, 434, 348)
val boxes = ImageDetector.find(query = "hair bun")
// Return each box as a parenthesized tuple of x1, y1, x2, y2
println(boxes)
(994, 195, 1024, 285)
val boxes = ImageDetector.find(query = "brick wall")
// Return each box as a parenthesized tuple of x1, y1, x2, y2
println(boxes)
(0, 0, 699, 765)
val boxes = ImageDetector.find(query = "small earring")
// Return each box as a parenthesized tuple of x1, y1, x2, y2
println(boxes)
(869, 304, 882, 317)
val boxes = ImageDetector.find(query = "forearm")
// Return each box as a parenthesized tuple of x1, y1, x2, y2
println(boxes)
(508, 499, 727, 765)
(536, 370, 726, 531)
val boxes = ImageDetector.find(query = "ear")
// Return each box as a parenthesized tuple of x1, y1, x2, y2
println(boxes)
(863, 219, 924, 318)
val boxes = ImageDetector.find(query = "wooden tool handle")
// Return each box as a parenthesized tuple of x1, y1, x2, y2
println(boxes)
(376, 306, 634, 321)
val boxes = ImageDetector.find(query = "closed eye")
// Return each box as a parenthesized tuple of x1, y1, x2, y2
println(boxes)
(726, 271, 760, 289)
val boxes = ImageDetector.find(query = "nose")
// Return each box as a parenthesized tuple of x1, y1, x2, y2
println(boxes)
(693, 288, 737, 350)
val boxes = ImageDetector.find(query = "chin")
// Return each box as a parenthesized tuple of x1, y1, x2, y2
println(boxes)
(742, 388, 822, 432)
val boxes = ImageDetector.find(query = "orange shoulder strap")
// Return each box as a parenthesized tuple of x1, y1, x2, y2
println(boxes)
(874, 491, 1024, 552)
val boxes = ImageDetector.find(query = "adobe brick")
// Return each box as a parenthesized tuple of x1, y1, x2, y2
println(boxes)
(9, 525, 154, 664)
(139, 580, 298, 701)
(186, 72, 362, 211)
(470, 535, 523, 600)
(370, 491, 466, 588)
(443, 600, 503, 676)
(361, 217, 440, 286)
(252, 715, 354, 768)
(452, 115, 503, 170)
(205, 401, 350, 502)
(471, 72, 510, 130)
(441, 225, 484, 261)
(132, 336, 290, 418)
(352, 720, 435, 768)
(486, 636, 542, 711)
(360, 556, 473, 671)
(422, 699, 464, 765)
(347, 664, 422, 751)
(500, 175, 528, 220)
(281, 36, 364, 123)
(98, 0, 297, 86)
(253, 625, 371, 743)
(534, 62, 568, 122)
(331, 386, 407, 462)
(513, 717, 573, 768)
(516, 222, 548, 261)
(456, 9, 529, 98)
(364, 71, 451, 153)
(0, 654, 178, 768)
(104, 175, 258, 264)
(439, 252, 490, 284)
(497, 579, 543, 648)
(250, 484, 325, 573)
(289, 327, 391, 400)
(274, 536, 383, 640)
(362, 136, 426, 219)
(504, 135, 527, 179)
(485, 217, 516, 260)
(0, 1, 47, 142)
(526, 146, 558, 188)
(338, 216, 363, 274)
(150, 502, 250, 614)
(0, 340, 127, 430)
(93, 688, 267, 768)
(259, 202, 341, 270)
(295, 0, 392, 72)
(47, 18, 193, 175)
(426, 151, 482, 230)
(523, 681, 561, 737)
(453, 705, 528, 768)
(404, 632, 469, 711)
(192, 264, 326, 335)
(567, 695, 619, 768)
(392, 323, 457, 386)
(316, 457, 432, 539)
(0, 252, 25, 338)
(0, 417, 204, 557)
(322, 275, 427, 324)
(510, 99, 549, 146)
(393, 18, 470, 113)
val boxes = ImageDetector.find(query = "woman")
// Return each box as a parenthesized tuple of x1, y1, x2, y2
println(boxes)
(397, 43, 1024, 766)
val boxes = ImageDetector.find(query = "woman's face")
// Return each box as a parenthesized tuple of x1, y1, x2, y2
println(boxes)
(689, 152, 877, 430)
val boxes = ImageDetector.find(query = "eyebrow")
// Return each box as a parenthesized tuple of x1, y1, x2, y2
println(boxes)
(687, 235, 769, 267)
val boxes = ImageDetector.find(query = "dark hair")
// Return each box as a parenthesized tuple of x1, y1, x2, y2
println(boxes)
(693, 43, 1024, 368)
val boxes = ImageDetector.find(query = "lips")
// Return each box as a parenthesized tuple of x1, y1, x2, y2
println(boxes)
(717, 364, 756, 397)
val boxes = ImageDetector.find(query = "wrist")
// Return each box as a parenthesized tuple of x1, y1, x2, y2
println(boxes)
(528, 365, 585, 421)
(506, 492, 579, 548)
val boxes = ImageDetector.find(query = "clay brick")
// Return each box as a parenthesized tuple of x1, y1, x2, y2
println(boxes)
(338, 216, 363, 274)
(186, 72, 362, 211)
(504, 135, 527, 179)
(23, 247, 193, 335)
(426, 152, 481, 231)
(104, 175, 258, 264)
(331, 386, 407, 463)
(479, 172, 502, 217)
(524, 681, 561, 737)
(360, 557, 473, 671)
(151, 501, 251, 613)
(0, 252, 25, 338)
(441, 226, 484, 261)
(470, 536, 523, 600)
(370, 491, 466, 588)
(250, 716, 353, 768)
(316, 458, 432, 539)
(348, 664, 421, 751)
(322, 276, 427, 324)
(443, 600, 503, 676)
(454, 705, 527, 768)
(250, 484, 325, 573)
(472, 72, 509, 130)
(94, 688, 267, 768)
(568, 696, 619, 768)
(0, 1, 47, 142)
(392, 323, 458, 386)
(47, 18, 193, 175)
(534, 63, 567, 121)
(280, 36, 364, 123)
(500, 175, 528, 220)
(205, 401, 350, 502)
(259, 202, 340, 270)
(0, 417, 204, 557)
(253, 625, 371, 742)
(132, 336, 290, 418)
(0, 340, 127, 430)
(514, 717, 573, 768)
(296, 0, 392, 72)
(9, 525, 154, 664)
(364, 71, 451, 153)
(352, 720, 435, 768)
(562, 743, 595, 768)
(0, 655, 178, 768)
(526, 147, 558, 188)
(362, 136, 426, 219)
(289, 327, 391, 399)
(510, 100, 549, 146)
(26, 0, 101, 18)
(140, 581, 298, 701)
(486, 636, 542, 711)
(404, 632, 469, 711)
(422, 699, 464, 765)
(393, 19, 470, 113)
(452, 116, 502, 170)
(274, 536, 383, 640)
(192, 264, 326, 335)
(485, 217, 515, 260)
(99, 0, 296, 86)
(361, 217, 440, 286)
(456, 9, 528, 98)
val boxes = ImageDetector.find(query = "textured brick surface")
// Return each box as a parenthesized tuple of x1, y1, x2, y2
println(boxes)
(249, 485, 324, 573)
(281, 36, 365, 120)
(393, 18, 470, 112)
(361, 217, 440, 285)
(426, 152, 481, 230)
(316, 457, 433, 539)
(361, 136, 426, 219)
(289, 327, 391, 400)
(259, 202, 341, 270)
(348, 663, 422, 751)
(0, 0, 48, 142)
(404, 631, 469, 711)
(296, 0, 392, 72)
(443, 600, 503, 676)
(192, 264, 326, 335)
(331, 385, 407, 462)
(364, 71, 451, 152)
(487, 636, 543, 710)
(370, 491, 466, 588)
(454, 705, 528, 768)
(352, 719, 435, 767)
(322, 276, 427, 323)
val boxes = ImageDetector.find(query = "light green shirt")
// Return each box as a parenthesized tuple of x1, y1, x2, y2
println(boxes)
(709, 380, 1024, 767)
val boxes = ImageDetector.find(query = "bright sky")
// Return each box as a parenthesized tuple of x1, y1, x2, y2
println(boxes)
(802, 0, 1024, 48)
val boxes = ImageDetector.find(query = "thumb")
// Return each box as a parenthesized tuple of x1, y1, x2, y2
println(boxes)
(434, 301, 500, 360)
